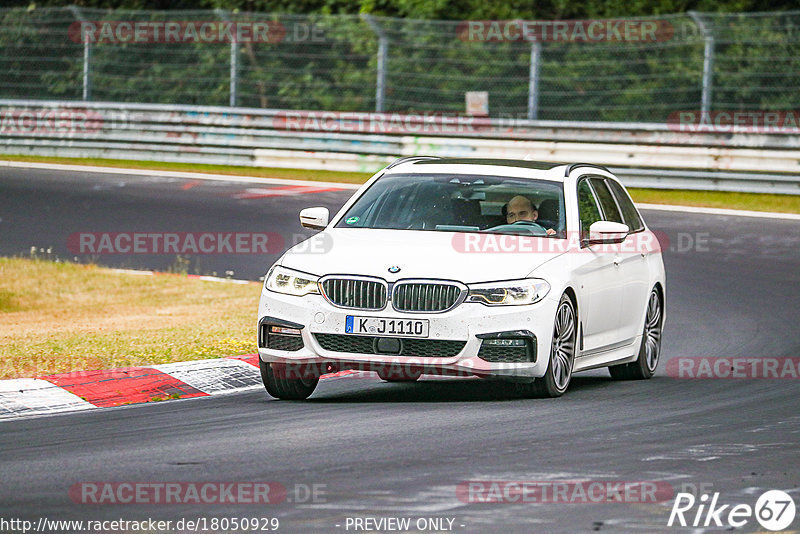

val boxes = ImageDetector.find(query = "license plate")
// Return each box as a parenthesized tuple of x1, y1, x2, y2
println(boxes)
(345, 316, 429, 338)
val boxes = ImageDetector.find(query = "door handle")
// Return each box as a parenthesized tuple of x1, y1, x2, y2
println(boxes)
(613, 258, 621, 266)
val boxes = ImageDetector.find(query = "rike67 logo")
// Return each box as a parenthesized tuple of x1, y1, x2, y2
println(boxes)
(668, 490, 796, 531)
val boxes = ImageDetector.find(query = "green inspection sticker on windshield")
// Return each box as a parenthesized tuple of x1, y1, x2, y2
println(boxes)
(345, 216, 359, 224)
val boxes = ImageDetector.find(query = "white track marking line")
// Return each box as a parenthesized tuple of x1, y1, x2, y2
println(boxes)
(638, 203, 800, 221)
(0, 160, 362, 189)
(3, 160, 797, 220)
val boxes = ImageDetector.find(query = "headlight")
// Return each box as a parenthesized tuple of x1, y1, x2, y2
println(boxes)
(265, 266, 320, 296)
(466, 278, 550, 306)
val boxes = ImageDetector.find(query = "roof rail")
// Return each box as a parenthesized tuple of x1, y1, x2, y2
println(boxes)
(386, 156, 440, 169)
(564, 163, 611, 177)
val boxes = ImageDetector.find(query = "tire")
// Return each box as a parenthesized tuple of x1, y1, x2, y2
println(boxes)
(609, 288, 663, 380)
(259, 359, 319, 400)
(517, 293, 577, 398)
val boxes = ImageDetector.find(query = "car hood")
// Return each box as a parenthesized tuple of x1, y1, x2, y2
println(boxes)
(279, 228, 565, 283)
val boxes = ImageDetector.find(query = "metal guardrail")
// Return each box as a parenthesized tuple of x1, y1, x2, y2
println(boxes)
(1, 99, 799, 194)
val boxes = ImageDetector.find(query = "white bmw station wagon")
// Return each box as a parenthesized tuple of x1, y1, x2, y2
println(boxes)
(257, 158, 665, 399)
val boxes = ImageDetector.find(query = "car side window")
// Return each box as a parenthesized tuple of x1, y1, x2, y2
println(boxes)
(577, 178, 603, 241)
(589, 177, 624, 224)
(606, 179, 644, 232)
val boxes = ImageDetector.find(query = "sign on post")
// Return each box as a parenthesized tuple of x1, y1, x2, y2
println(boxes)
(466, 91, 489, 117)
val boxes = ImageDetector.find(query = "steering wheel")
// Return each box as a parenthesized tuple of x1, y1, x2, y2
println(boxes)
(511, 220, 546, 230)
(485, 221, 548, 236)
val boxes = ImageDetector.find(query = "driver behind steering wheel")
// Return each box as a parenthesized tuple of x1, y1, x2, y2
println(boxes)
(502, 195, 557, 235)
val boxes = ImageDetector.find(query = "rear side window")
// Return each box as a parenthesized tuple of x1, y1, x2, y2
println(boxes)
(589, 177, 624, 224)
(606, 179, 644, 232)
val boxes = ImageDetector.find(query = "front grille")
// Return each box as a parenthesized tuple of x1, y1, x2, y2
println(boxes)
(321, 277, 387, 310)
(392, 282, 464, 312)
(477, 340, 536, 363)
(315, 334, 375, 354)
(268, 334, 304, 352)
(401, 338, 466, 358)
(477, 344, 529, 363)
(315, 334, 466, 358)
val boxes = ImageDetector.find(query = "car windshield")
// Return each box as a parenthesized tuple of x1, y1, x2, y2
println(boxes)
(335, 173, 566, 237)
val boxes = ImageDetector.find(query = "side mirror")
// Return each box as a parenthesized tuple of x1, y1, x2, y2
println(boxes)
(588, 221, 629, 245)
(299, 207, 329, 230)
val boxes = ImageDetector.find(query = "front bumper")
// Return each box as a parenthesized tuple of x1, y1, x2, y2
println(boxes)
(257, 288, 558, 379)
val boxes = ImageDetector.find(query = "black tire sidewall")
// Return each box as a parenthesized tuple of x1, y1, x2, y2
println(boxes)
(260, 359, 319, 400)
(536, 293, 576, 397)
(637, 288, 663, 378)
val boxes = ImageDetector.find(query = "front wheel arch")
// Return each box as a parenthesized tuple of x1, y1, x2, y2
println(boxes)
(609, 285, 664, 380)
(516, 292, 577, 398)
(562, 286, 580, 353)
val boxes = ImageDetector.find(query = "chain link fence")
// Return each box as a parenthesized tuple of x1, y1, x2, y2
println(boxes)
(1, 7, 799, 122)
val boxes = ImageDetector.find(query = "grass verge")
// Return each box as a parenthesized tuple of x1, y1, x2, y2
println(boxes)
(2, 154, 799, 213)
(0, 257, 260, 379)
(627, 188, 800, 214)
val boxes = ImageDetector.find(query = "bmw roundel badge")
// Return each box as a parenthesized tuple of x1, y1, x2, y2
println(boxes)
(388, 266, 401, 273)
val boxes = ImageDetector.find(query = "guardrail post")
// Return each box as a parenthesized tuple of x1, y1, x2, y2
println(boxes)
(230, 38, 238, 107)
(216, 9, 238, 106)
(527, 41, 541, 120)
(83, 36, 92, 101)
(689, 12, 714, 120)
(68, 6, 91, 101)
(363, 15, 388, 113)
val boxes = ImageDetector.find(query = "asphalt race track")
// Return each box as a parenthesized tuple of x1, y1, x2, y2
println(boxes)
(1, 167, 799, 533)
(0, 167, 352, 280)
